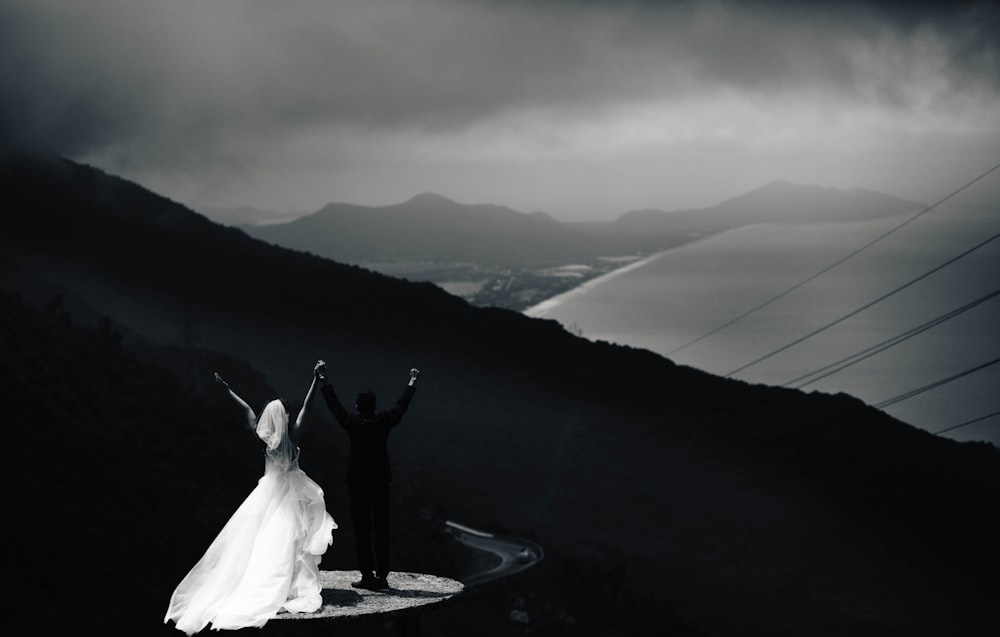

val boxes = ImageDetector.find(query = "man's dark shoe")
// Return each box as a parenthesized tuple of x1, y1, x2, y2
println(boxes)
(373, 576, 390, 590)
(352, 575, 379, 590)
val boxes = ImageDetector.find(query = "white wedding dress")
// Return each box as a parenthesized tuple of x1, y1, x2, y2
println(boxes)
(165, 400, 336, 635)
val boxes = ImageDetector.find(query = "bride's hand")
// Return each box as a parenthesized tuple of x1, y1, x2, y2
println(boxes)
(214, 372, 229, 388)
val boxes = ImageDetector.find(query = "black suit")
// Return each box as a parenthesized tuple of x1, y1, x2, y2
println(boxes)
(320, 382, 415, 579)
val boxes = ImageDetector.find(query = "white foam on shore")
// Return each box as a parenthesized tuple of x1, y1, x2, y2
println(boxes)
(523, 251, 669, 318)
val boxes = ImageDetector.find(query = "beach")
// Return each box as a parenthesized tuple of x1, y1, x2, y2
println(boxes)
(523, 251, 672, 318)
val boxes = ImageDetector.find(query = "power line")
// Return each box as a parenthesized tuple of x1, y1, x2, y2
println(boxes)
(667, 161, 1000, 357)
(582, 163, 1000, 452)
(934, 410, 1000, 436)
(726, 228, 1000, 377)
(616, 288, 1000, 446)
(874, 356, 1000, 409)
(784, 288, 1000, 388)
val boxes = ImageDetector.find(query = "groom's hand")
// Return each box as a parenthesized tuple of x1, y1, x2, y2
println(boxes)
(409, 368, 420, 386)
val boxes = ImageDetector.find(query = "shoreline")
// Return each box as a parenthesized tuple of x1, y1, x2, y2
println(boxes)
(523, 251, 669, 318)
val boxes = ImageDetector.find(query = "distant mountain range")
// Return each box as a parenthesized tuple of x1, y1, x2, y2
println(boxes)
(241, 192, 607, 266)
(2, 154, 996, 637)
(607, 180, 922, 237)
(241, 182, 924, 267)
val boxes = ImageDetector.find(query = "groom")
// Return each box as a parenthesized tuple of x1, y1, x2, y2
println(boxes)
(316, 361, 420, 590)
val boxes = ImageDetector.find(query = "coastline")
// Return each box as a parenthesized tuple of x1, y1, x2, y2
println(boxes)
(523, 251, 669, 318)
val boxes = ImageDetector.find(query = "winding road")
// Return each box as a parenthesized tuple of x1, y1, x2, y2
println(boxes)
(444, 521, 544, 586)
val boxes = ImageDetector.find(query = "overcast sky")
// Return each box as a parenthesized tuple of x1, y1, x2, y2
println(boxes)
(3, 0, 998, 220)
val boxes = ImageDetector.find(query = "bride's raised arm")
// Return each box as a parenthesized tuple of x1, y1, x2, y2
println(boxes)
(215, 372, 257, 430)
(292, 360, 326, 443)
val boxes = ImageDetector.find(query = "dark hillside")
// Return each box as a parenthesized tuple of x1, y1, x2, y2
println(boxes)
(3, 154, 998, 636)
(2, 288, 694, 637)
(4, 289, 262, 635)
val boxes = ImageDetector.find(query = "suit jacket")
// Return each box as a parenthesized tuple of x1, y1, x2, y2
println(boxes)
(320, 383, 416, 484)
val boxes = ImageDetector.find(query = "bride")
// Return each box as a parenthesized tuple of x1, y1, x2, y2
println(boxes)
(164, 361, 337, 635)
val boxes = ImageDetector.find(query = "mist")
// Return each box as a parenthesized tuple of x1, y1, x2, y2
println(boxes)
(2, 0, 998, 219)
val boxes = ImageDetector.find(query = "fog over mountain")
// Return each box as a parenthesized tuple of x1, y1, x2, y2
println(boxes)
(620, 180, 924, 224)
(199, 205, 308, 228)
(2, 0, 996, 219)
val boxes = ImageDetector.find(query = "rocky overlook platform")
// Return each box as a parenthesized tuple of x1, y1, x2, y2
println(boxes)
(271, 571, 464, 626)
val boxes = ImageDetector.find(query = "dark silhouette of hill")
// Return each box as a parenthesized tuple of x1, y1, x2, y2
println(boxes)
(3, 153, 999, 636)
(244, 182, 924, 267)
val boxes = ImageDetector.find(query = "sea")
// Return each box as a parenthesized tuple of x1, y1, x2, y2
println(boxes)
(527, 200, 1000, 446)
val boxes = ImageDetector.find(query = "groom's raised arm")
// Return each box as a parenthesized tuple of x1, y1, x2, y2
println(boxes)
(387, 368, 419, 428)
(318, 371, 351, 428)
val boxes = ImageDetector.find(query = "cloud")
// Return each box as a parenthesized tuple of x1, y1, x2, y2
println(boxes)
(2, 0, 997, 216)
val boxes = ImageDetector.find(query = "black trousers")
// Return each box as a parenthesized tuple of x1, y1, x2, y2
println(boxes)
(348, 480, 391, 578)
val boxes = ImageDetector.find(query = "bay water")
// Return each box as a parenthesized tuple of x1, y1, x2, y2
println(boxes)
(528, 201, 1000, 445)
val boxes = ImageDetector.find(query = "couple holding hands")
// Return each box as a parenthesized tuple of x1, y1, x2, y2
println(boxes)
(165, 360, 420, 635)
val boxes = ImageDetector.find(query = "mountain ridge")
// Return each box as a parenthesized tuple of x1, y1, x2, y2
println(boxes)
(612, 180, 923, 227)
(247, 191, 604, 265)
(242, 181, 925, 269)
